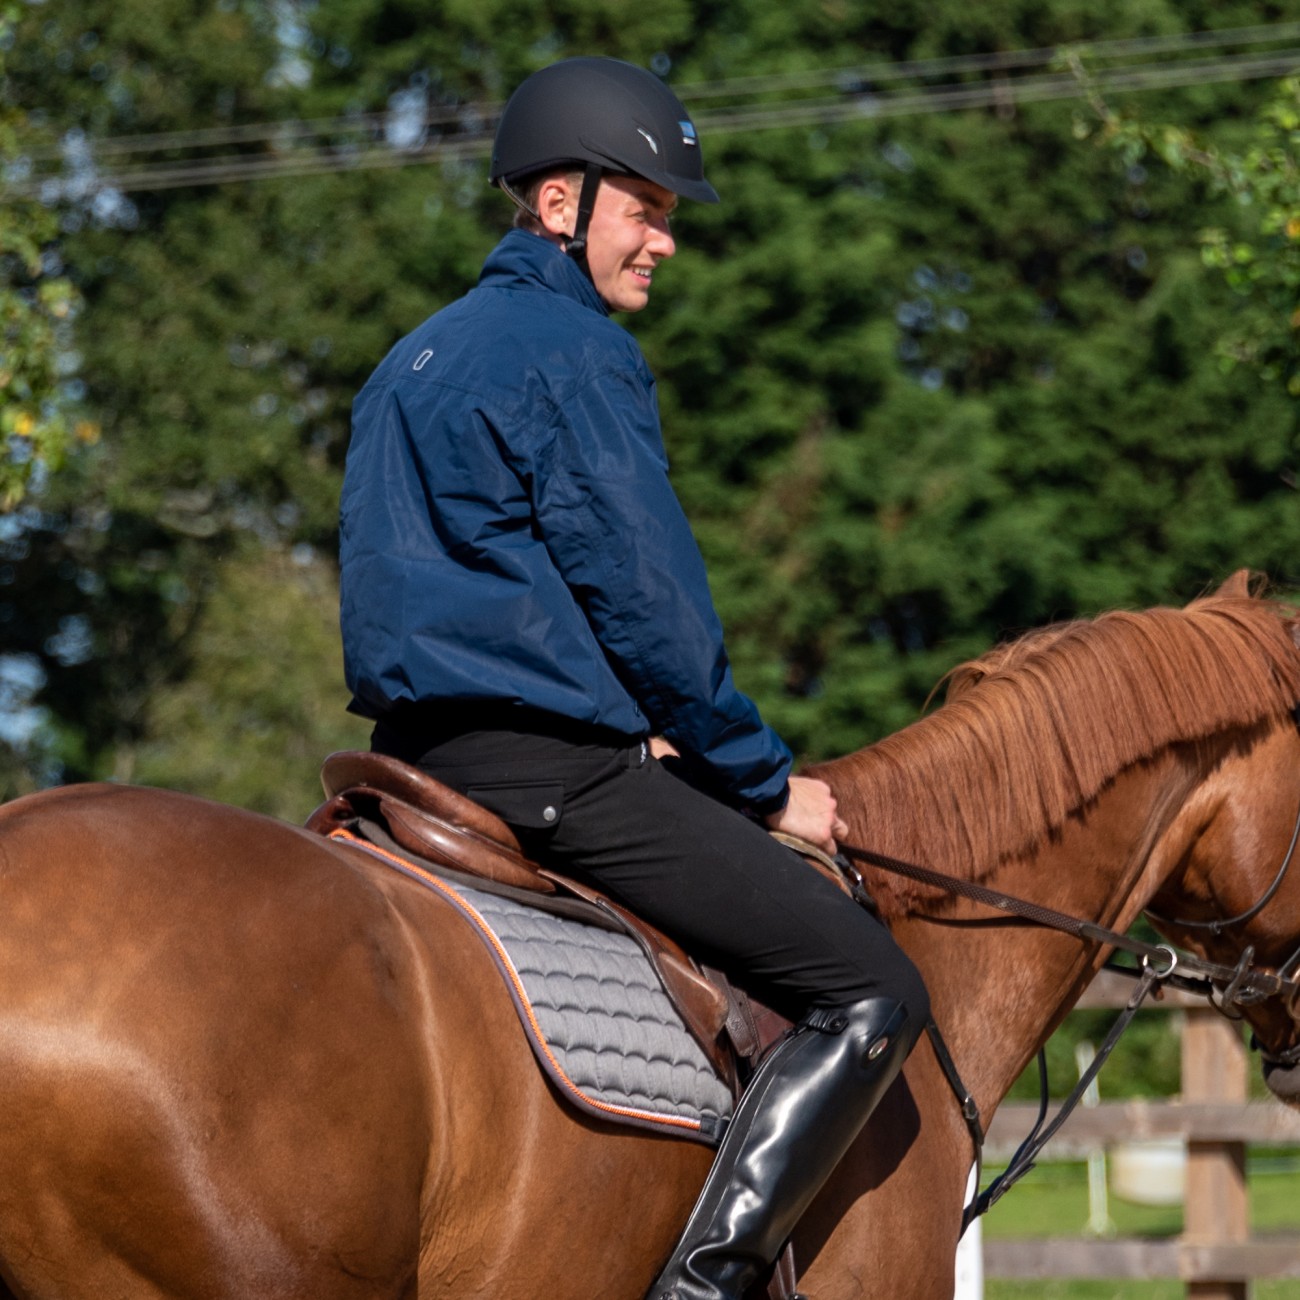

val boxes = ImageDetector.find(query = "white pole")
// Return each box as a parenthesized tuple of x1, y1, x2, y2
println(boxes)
(953, 1162, 983, 1299)
(1074, 1041, 1114, 1237)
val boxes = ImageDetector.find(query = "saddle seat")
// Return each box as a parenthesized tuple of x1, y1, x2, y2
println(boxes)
(317, 749, 559, 894)
(306, 751, 783, 1084)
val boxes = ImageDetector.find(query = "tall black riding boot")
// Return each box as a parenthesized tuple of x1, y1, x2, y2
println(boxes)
(646, 996, 920, 1300)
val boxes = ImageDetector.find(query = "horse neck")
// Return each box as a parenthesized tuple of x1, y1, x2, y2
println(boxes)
(838, 735, 1239, 1115)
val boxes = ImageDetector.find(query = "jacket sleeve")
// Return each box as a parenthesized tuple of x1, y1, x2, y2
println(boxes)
(529, 361, 792, 814)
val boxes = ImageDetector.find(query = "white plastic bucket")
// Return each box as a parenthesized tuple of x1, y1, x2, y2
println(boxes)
(1110, 1138, 1186, 1206)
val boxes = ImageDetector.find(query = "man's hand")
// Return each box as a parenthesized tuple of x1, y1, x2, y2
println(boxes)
(765, 775, 848, 855)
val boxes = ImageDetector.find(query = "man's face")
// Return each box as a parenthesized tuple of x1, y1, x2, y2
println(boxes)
(564, 175, 678, 313)
(584, 176, 677, 312)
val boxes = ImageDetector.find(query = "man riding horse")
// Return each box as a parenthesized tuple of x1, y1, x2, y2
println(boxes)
(338, 56, 930, 1300)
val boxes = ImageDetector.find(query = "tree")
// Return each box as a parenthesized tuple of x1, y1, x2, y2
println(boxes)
(1071, 61, 1300, 400)
(637, 4, 1300, 758)
(0, 4, 89, 510)
(4, 0, 1297, 818)
(0, 0, 350, 797)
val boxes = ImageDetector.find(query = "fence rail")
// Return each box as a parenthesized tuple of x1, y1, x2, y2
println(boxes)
(983, 1238, 1300, 1281)
(979, 970, 1300, 1298)
(986, 1099, 1300, 1158)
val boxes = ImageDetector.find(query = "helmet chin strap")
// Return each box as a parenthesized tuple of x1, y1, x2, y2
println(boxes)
(561, 162, 603, 280)
(499, 162, 603, 285)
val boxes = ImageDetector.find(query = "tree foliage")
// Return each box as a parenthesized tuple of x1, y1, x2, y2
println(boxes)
(3, 0, 1298, 826)
(1073, 61, 1300, 398)
(0, 4, 89, 509)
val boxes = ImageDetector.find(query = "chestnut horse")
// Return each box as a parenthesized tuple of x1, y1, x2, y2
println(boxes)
(2, 574, 1300, 1300)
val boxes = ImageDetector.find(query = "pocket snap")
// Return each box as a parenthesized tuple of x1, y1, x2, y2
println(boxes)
(466, 781, 565, 831)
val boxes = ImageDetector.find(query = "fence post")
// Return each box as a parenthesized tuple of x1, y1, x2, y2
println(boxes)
(1182, 1006, 1248, 1300)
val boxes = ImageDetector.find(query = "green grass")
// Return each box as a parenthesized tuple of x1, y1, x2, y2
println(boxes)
(987, 1285, 1300, 1299)
(979, 1157, 1300, 1299)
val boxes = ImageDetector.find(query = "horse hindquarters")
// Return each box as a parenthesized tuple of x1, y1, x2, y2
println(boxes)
(0, 785, 439, 1300)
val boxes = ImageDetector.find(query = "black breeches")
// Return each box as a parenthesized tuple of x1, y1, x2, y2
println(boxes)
(373, 722, 929, 1026)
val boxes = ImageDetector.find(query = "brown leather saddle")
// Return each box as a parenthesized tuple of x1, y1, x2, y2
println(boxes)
(305, 750, 791, 1090)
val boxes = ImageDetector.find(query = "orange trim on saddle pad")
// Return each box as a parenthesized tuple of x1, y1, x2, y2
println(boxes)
(327, 827, 730, 1144)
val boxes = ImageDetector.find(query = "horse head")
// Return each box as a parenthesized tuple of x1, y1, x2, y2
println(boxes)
(825, 569, 1300, 1116)
(1140, 571, 1300, 1105)
(1147, 843, 1300, 1106)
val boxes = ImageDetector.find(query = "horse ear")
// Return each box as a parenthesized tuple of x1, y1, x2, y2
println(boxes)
(1213, 569, 1253, 600)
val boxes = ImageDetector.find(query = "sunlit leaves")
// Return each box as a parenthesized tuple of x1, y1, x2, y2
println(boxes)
(1075, 65, 1300, 398)
(0, 6, 89, 510)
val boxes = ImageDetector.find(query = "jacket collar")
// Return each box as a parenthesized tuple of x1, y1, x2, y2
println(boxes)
(478, 229, 610, 318)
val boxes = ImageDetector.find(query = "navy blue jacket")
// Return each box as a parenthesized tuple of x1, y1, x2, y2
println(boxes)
(340, 229, 792, 814)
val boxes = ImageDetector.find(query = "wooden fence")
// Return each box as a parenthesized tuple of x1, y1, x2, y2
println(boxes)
(979, 970, 1300, 1299)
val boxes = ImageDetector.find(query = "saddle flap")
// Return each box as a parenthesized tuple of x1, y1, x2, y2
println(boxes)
(657, 952, 733, 1048)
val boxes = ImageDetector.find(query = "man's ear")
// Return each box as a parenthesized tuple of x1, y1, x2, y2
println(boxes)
(535, 175, 576, 240)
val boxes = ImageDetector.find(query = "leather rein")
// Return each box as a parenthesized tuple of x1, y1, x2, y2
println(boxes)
(827, 789, 1300, 1226)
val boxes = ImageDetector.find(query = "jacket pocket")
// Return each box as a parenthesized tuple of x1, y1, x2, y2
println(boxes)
(466, 781, 565, 831)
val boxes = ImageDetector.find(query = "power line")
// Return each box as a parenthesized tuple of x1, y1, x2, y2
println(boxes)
(22, 19, 1300, 165)
(89, 51, 1300, 194)
(17, 34, 1300, 195)
(701, 49, 1300, 132)
(22, 101, 486, 163)
(680, 19, 1300, 98)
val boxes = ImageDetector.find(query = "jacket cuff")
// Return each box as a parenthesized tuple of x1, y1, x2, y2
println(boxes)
(747, 781, 791, 820)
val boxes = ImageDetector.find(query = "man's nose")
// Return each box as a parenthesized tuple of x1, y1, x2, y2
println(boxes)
(649, 220, 675, 258)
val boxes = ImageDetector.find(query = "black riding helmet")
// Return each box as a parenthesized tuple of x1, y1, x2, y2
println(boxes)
(490, 57, 718, 270)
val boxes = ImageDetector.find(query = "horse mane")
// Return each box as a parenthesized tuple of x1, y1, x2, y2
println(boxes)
(814, 593, 1300, 916)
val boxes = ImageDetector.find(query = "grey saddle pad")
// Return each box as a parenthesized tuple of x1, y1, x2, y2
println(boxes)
(340, 830, 734, 1143)
(464, 885, 734, 1142)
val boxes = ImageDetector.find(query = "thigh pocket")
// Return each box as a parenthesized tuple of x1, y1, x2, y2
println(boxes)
(466, 780, 566, 831)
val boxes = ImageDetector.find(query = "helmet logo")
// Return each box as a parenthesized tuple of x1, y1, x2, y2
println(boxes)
(637, 127, 660, 155)
(680, 120, 697, 147)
